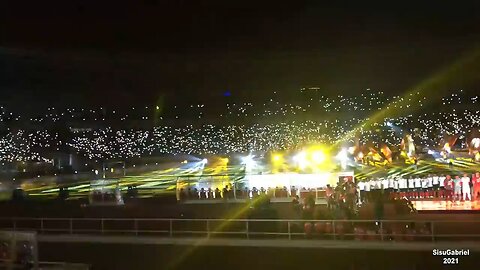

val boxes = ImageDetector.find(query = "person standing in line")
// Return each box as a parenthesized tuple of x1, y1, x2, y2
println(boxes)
(421, 176, 428, 199)
(364, 179, 371, 203)
(325, 184, 334, 210)
(375, 178, 383, 200)
(408, 177, 415, 199)
(439, 175, 446, 199)
(382, 177, 389, 200)
(378, 178, 384, 196)
(357, 181, 365, 203)
(369, 178, 376, 200)
(414, 176, 422, 199)
(381, 177, 387, 189)
(427, 175, 433, 198)
(393, 178, 400, 195)
(369, 178, 375, 195)
(461, 173, 471, 201)
(444, 175, 453, 201)
(396, 177, 403, 197)
(432, 175, 440, 198)
(346, 179, 357, 210)
(399, 177, 407, 198)
(473, 172, 480, 201)
(388, 177, 395, 198)
(454, 176, 462, 202)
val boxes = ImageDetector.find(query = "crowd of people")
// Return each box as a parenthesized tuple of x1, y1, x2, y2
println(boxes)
(358, 172, 480, 202)
(0, 109, 479, 164)
(325, 178, 358, 212)
(0, 90, 479, 166)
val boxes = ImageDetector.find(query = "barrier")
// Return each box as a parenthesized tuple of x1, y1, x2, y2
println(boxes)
(0, 217, 479, 242)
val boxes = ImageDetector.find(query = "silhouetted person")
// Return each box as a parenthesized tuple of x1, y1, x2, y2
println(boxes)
(444, 176, 453, 201)
(326, 184, 334, 210)
(228, 185, 234, 199)
(266, 187, 273, 197)
(252, 187, 258, 198)
(222, 185, 228, 199)
(207, 188, 213, 199)
(200, 188, 207, 199)
(290, 186, 297, 197)
(193, 188, 199, 199)
(214, 188, 221, 199)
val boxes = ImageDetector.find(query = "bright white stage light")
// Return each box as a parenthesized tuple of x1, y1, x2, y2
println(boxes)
(241, 155, 255, 166)
(311, 151, 326, 164)
(427, 150, 434, 155)
(336, 148, 348, 160)
(336, 148, 348, 170)
(292, 151, 304, 162)
(241, 155, 256, 171)
(472, 138, 480, 148)
(293, 151, 308, 169)
(201, 158, 208, 164)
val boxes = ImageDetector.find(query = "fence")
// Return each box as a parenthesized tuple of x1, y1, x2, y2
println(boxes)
(0, 218, 479, 242)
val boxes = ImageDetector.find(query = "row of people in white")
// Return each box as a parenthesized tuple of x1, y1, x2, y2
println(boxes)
(357, 176, 446, 191)
(357, 175, 474, 201)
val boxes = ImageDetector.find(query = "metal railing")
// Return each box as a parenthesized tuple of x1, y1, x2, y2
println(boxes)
(0, 217, 479, 242)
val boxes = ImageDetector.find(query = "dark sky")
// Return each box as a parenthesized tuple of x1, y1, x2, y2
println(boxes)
(2, 1, 480, 110)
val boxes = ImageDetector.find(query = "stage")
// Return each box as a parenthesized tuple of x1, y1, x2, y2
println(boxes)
(411, 199, 480, 211)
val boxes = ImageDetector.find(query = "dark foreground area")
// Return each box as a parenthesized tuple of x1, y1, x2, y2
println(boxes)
(38, 242, 479, 270)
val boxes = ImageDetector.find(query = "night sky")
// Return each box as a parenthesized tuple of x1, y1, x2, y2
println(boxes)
(2, 1, 480, 111)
